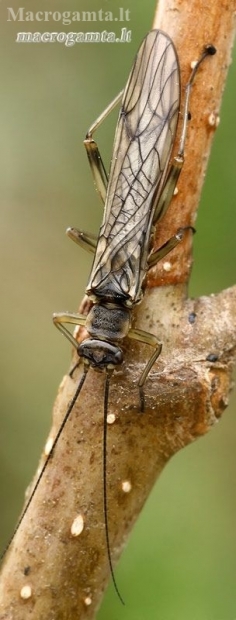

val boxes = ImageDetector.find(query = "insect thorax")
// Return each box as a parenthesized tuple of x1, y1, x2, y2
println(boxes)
(78, 300, 131, 371)
(85, 300, 131, 341)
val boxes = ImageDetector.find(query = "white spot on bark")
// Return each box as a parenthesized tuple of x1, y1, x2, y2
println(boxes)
(121, 480, 132, 493)
(20, 585, 32, 599)
(71, 514, 84, 536)
(163, 261, 172, 272)
(190, 59, 197, 69)
(84, 596, 92, 606)
(208, 112, 220, 127)
(44, 436, 54, 456)
(107, 413, 116, 424)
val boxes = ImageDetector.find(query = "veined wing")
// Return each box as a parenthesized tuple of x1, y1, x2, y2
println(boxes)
(87, 29, 180, 304)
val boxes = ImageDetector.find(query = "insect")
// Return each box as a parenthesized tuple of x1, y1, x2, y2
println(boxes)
(1, 29, 216, 602)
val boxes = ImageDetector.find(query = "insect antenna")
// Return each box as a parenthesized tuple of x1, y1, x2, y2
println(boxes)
(0, 367, 88, 563)
(179, 43, 216, 157)
(103, 372, 125, 605)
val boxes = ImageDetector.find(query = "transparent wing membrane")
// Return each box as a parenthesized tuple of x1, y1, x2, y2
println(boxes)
(87, 30, 180, 303)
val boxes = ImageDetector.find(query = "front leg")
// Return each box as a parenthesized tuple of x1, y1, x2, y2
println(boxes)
(53, 311, 87, 350)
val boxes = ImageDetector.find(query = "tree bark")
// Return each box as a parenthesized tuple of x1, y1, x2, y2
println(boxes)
(0, 1, 235, 618)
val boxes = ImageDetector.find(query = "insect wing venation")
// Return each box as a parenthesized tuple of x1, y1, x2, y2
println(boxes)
(87, 30, 180, 304)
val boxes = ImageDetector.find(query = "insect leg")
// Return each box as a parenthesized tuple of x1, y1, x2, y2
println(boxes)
(53, 312, 87, 350)
(152, 45, 216, 226)
(128, 328, 162, 411)
(152, 160, 182, 226)
(66, 227, 97, 254)
(84, 90, 123, 204)
(66, 97, 125, 255)
(148, 226, 194, 269)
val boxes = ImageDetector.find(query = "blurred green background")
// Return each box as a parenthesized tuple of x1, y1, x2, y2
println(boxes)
(0, 1, 236, 618)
